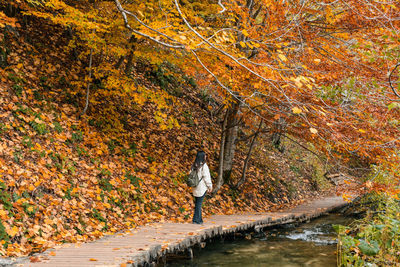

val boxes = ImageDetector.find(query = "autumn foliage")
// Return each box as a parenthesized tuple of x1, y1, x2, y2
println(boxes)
(0, 0, 399, 257)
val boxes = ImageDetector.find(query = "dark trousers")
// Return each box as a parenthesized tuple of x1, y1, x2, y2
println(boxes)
(192, 192, 206, 224)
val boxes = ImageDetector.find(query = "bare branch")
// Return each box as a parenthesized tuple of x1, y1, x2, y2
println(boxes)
(81, 44, 93, 116)
(114, 0, 184, 49)
(218, 0, 226, 13)
(174, 0, 292, 103)
(236, 118, 262, 188)
(389, 63, 400, 100)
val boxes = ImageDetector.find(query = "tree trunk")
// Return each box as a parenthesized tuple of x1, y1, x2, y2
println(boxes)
(271, 117, 286, 152)
(81, 29, 95, 116)
(124, 51, 134, 74)
(213, 110, 228, 194)
(114, 35, 137, 72)
(114, 55, 125, 69)
(236, 119, 262, 188)
(222, 97, 240, 184)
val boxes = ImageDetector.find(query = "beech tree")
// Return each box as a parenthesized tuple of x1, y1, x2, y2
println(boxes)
(3, 0, 400, 192)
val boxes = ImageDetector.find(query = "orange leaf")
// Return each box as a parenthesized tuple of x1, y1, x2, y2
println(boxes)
(89, 258, 98, 261)
(30, 257, 41, 263)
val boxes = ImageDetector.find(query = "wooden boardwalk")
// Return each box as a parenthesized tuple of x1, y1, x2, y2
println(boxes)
(11, 195, 348, 267)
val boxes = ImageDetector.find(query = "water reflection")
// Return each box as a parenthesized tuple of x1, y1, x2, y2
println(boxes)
(166, 214, 353, 267)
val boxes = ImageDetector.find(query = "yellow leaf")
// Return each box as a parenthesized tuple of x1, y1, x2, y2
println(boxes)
(292, 107, 302, 114)
(0, 209, 7, 219)
(239, 41, 246, 48)
(89, 258, 98, 261)
(314, 58, 321, 63)
(309, 128, 318, 134)
(28, 184, 35, 191)
(7, 226, 19, 237)
(242, 29, 249, 37)
(358, 129, 366, 133)
(278, 53, 287, 62)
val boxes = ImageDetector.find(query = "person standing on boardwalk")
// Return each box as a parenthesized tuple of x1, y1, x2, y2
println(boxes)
(191, 151, 212, 224)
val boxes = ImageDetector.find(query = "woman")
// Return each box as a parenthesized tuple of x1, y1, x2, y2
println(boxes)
(191, 150, 212, 224)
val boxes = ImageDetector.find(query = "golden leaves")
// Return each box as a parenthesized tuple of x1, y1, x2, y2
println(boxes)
(278, 53, 287, 62)
(0, 209, 8, 220)
(0, 11, 17, 28)
(7, 226, 19, 238)
(309, 128, 318, 134)
(292, 107, 302, 114)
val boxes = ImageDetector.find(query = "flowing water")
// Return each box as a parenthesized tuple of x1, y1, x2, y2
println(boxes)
(167, 214, 354, 267)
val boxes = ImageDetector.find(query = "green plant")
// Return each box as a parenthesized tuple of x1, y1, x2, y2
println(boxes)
(97, 169, 113, 192)
(147, 156, 155, 163)
(182, 111, 194, 126)
(71, 130, 83, 143)
(76, 146, 88, 156)
(22, 202, 37, 217)
(0, 182, 12, 211)
(22, 136, 34, 149)
(29, 120, 48, 135)
(289, 165, 300, 174)
(142, 140, 147, 148)
(129, 141, 137, 155)
(64, 187, 72, 200)
(33, 90, 43, 101)
(8, 72, 25, 84)
(53, 121, 63, 133)
(124, 171, 142, 189)
(0, 220, 10, 248)
(336, 193, 400, 266)
(66, 161, 76, 174)
(12, 84, 23, 97)
(107, 139, 120, 154)
(0, 42, 9, 68)
(13, 149, 22, 163)
(48, 152, 65, 170)
(0, 123, 7, 141)
(91, 208, 107, 223)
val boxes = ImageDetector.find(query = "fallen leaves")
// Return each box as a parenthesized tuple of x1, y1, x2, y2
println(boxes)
(30, 256, 41, 263)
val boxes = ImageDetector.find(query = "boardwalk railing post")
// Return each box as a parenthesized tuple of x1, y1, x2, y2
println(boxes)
(187, 247, 193, 260)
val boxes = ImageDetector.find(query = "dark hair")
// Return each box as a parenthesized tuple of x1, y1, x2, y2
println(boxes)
(192, 151, 206, 171)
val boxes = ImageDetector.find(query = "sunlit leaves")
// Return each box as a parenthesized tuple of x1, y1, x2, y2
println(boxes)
(292, 107, 302, 114)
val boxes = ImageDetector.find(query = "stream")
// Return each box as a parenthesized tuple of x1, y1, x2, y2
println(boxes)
(166, 213, 354, 267)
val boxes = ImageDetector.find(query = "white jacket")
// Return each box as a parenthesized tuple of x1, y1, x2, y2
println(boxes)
(192, 163, 213, 197)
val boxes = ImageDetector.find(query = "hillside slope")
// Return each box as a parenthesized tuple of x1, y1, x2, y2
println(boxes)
(0, 17, 332, 257)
